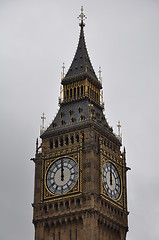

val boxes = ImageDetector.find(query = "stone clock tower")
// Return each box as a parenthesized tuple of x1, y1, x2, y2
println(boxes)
(32, 7, 129, 240)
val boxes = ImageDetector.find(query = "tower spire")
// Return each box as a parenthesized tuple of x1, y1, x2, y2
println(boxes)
(78, 6, 87, 27)
(62, 6, 101, 88)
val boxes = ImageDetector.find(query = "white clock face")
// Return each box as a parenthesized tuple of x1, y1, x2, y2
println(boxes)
(103, 162, 121, 200)
(46, 158, 78, 195)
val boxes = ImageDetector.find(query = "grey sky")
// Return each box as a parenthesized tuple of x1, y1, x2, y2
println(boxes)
(0, 1, 159, 239)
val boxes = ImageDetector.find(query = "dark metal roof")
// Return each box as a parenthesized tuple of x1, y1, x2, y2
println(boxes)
(41, 99, 121, 145)
(41, 13, 120, 145)
(62, 25, 99, 84)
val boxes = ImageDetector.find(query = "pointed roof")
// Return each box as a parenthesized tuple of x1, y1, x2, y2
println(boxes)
(62, 9, 101, 88)
(65, 25, 97, 79)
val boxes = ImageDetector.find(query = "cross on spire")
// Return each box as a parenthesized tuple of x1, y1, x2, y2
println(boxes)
(62, 62, 65, 79)
(41, 112, 46, 128)
(98, 66, 102, 79)
(98, 66, 102, 84)
(117, 121, 121, 137)
(78, 6, 87, 27)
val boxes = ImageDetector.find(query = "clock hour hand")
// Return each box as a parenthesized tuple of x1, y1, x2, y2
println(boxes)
(61, 159, 64, 181)
(110, 164, 112, 186)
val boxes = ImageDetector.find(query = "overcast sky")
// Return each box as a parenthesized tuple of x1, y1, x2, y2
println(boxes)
(0, 0, 159, 239)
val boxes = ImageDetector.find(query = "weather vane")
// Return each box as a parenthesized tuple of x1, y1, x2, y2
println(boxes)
(78, 6, 87, 27)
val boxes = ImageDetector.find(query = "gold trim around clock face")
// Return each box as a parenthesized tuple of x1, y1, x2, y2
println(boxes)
(42, 154, 81, 202)
(103, 162, 121, 200)
(101, 158, 123, 205)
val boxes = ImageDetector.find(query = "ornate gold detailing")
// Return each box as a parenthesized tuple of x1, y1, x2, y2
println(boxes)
(42, 151, 82, 202)
(100, 152, 123, 207)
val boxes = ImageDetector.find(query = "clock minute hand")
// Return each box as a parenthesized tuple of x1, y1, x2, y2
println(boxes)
(61, 159, 64, 181)
(110, 165, 112, 186)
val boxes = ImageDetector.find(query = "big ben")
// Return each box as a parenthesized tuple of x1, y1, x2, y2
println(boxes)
(32, 7, 129, 240)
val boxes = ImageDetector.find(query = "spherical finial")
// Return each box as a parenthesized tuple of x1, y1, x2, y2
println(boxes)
(78, 6, 87, 27)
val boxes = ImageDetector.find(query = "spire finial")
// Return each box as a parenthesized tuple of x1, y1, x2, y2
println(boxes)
(117, 121, 121, 137)
(78, 6, 87, 27)
(98, 66, 102, 84)
(41, 112, 46, 128)
(62, 62, 65, 79)
(117, 121, 122, 143)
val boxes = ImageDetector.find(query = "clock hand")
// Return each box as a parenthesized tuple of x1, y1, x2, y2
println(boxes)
(110, 165, 112, 186)
(61, 159, 64, 181)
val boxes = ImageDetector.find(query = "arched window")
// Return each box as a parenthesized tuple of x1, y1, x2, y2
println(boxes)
(67, 89, 69, 98)
(55, 139, 58, 148)
(65, 201, 69, 209)
(71, 135, 74, 144)
(74, 87, 76, 99)
(54, 203, 58, 211)
(49, 139, 53, 149)
(70, 88, 72, 98)
(81, 86, 83, 96)
(65, 136, 69, 145)
(76, 133, 79, 142)
(77, 87, 80, 97)
(60, 138, 63, 147)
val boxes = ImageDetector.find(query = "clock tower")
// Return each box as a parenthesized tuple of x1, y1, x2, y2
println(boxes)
(32, 7, 129, 240)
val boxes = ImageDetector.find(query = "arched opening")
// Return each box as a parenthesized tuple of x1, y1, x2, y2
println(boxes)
(67, 89, 69, 99)
(70, 88, 72, 98)
(49, 139, 53, 149)
(60, 138, 63, 147)
(71, 135, 74, 144)
(74, 87, 76, 99)
(55, 139, 58, 148)
(77, 86, 80, 97)
(65, 136, 69, 145)
(76, 133, 79, 143)
(54, 203, 58, 211)
(65, 201, 69, 209)
(81, 86, 83, 96)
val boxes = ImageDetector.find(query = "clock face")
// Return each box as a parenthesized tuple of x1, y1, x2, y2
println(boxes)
(103, 162, 121, 200)
(46, 157, 78, 195)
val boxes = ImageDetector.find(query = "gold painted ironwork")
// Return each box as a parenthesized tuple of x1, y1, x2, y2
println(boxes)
(100, 152, 123, 207)
(42, 151, 82, 202)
